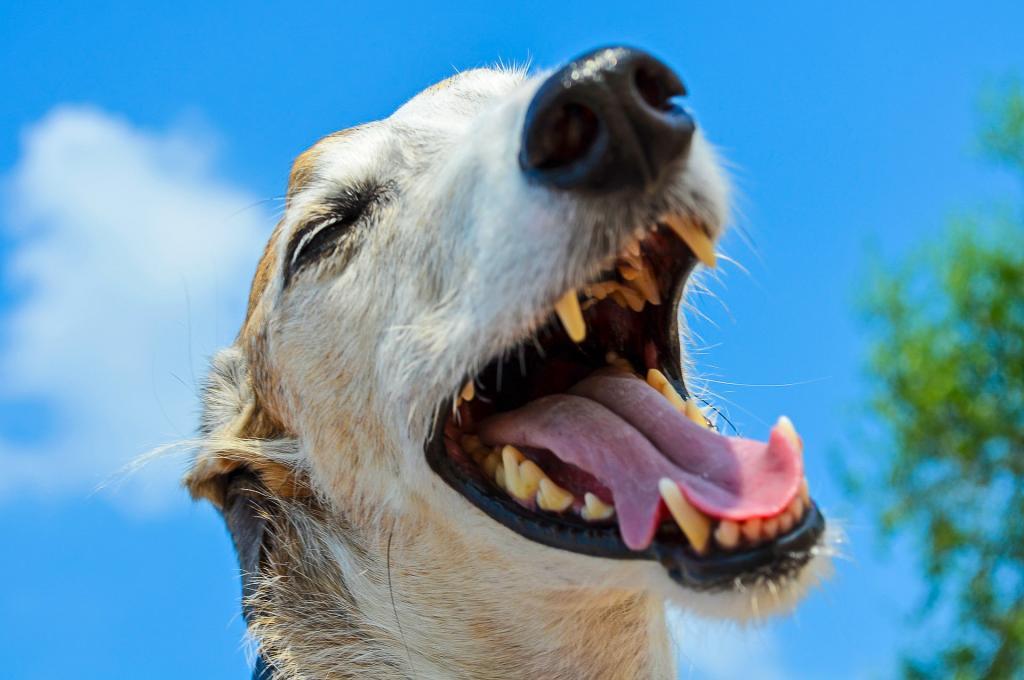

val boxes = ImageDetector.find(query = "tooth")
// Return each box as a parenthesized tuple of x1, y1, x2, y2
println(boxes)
(646, 369, 688, 413)
(581, 492, 615, 521)
(553, 289, 586, 342)
(501, 445, 524, 465)
(660, 384, 687, 412)
(585, 282, 614, 300)
(518, 459, 545, 499)
(663, 214, 717, 268)
(616, 285, 646, 312)
(626, 265, 661, 305)
(714, 520, 740, 550)
(460, 380, 475, 402)
(778, 511, 794, 534)
(741, 518, 762, 543)
(537, 478, 574, 512)
(501, 446, 530, 500)
(625, 239, 641, 257)
(463, 435, 488, 464)
(658, 478, 711, 554)
(787, 494, 804, 520)
(494, 463, 506, 490)
(618, 263, 641, 281)
(609, 290, 629, 309)
(762, 517, 780, 540)
(799, 479, 810, 505)
(684, 399, 708, 428)
(647, 368, 669, 391)
(482, 450, 501, 478)
(776, 415, 802, 452)
(605, 352, 633, 372)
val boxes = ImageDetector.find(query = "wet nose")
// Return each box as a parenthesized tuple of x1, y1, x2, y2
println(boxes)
(519, 46, 696, 192)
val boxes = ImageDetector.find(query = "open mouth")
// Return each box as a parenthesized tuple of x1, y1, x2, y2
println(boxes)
(426, 214, 825, 591)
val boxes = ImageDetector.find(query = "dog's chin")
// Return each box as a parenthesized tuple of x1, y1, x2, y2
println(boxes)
(425, 214, 826, 598)
(653, 536, 836, 621)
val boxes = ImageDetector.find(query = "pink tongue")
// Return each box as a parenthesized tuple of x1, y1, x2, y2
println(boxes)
(477, 371, 803, 551)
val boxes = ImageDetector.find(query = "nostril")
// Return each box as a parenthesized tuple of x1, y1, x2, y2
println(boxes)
(520, 46, 694, 191)
(633, 63, 686, 113)
(525, 101, 601, 171)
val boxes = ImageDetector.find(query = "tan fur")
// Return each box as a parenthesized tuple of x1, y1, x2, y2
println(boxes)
(184, 65, 827, 679)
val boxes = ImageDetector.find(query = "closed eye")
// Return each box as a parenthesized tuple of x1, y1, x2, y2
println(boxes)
(284, 183, 390, 286)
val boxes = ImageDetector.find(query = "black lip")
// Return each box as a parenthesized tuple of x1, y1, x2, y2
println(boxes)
(426, 404, 826, 591)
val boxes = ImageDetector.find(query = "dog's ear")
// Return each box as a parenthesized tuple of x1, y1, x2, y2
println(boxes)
(185, 346, 306, 508)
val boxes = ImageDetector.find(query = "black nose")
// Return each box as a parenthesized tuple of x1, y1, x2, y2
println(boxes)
(519, 46, 696, 192)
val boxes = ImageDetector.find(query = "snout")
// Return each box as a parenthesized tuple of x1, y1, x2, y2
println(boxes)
(519, 46, 696, 192)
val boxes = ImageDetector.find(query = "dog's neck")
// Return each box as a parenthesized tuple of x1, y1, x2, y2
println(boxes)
(233, 478, 674, 679)
(366, 558, 674, 680)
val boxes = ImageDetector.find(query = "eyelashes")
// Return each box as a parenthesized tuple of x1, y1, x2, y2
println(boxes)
(288, 214, 352, 271)
(284, 183, 390, 286)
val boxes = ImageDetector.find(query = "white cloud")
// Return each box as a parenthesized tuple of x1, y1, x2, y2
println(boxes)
(0, 106, 271, 511)
(671, 608, 790, 680)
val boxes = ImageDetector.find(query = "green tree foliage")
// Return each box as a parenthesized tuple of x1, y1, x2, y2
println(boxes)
(859, 82, 1024, 679)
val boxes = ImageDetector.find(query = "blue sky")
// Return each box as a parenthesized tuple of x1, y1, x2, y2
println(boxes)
(2, 2, 1022, 677)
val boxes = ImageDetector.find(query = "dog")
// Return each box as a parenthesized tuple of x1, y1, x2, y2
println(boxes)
(185, 46, 829, 679)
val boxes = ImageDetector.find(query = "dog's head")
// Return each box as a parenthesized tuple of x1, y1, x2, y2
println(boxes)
(188, 47, 827, 621)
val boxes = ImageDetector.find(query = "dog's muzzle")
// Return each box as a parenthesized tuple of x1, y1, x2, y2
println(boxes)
(427, 46, 824, 592)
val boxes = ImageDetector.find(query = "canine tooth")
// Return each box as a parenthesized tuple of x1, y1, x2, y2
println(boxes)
(776, 415, 803, 453)
(660, 383, 687, 412)
(762, 517, 780, 540)
(663, 214, 717, 268)
(518, 459, 545, 498)
(647, 368, 669, 391)
(537, 478, 574, 512)
(581, 492, 615, 521)
(554, 289, 586, 342)
(494, 464, 506, 490)
(799, 479, 810, 505)
(658, 478, 711, 554)
(741, 518, 762, 543)
(647, 368, 687, 413)
(460, 380, 475, 403)
(684, 399, 708, 427)
(714, 520, 740, 550)
(778, 511, 794, 534)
